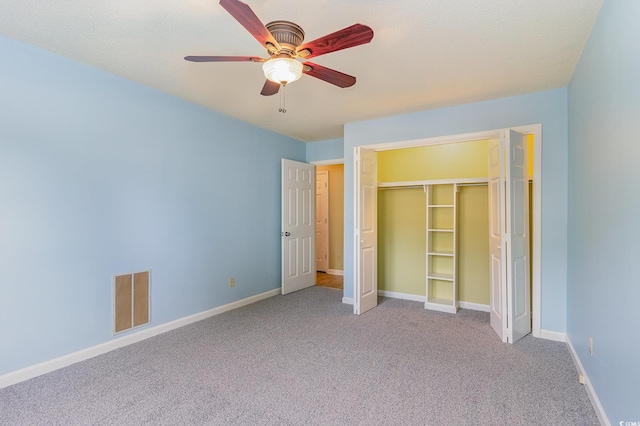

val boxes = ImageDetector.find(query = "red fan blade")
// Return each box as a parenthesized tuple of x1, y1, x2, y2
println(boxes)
(184, 56, 264, 62)
(219, 0, 281, 52)
(260, 80, 280, 96)
(302, 62, 356, 88)
(296, 24, 373, 59)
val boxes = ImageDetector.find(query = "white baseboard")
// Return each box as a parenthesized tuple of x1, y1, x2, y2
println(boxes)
(342, 297, 354, 305)
(0, 288, 281, 390)
(377, 291, 490, 313)
(458, 301, 490, 312)
(378, 290, 425, 303)
(539, 329, 567, 342)
(566, 337, 610, 426)
(326, 269, 344, 276)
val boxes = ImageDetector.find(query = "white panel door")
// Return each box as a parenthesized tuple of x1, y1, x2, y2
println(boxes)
(488, 138, 507, 342)
(282, 159, 316, 295)
(315, 170, 329, 272)
(505, 129, 531, 343)
(355, 148, 377, 315)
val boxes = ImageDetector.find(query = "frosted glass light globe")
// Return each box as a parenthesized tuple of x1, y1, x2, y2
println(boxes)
(262, 58, 303, 85)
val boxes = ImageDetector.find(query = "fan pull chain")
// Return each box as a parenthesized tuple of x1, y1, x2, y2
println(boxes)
(279, 84, 287, 113)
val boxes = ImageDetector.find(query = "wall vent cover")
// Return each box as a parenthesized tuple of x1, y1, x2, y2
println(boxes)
(113, 270, 150, 334)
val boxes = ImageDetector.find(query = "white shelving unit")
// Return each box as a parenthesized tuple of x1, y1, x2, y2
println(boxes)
(425, 183, 458, 313)
(378, 178, 486, 314)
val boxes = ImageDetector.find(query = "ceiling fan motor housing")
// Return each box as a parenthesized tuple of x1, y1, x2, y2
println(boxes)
(266, 21, 305, 55)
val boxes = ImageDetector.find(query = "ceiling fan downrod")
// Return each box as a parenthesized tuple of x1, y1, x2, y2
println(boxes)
(279, 84, 287, 113)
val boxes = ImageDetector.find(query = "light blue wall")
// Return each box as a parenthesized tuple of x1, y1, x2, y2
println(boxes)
(0, 36, 305, 375)
(567, 0, 640, 422)
(306, 138, 344, 162)
(343, 88, 569, 333)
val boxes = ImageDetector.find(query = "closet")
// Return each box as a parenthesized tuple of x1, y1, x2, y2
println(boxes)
(357, 128, 537, 343)
(378, 179, 488, 314)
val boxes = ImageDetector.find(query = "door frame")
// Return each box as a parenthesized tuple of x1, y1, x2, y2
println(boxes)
(353, 124, 542, 338)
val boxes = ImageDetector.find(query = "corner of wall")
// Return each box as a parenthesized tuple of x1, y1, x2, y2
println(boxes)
(565, 336, 611, 426)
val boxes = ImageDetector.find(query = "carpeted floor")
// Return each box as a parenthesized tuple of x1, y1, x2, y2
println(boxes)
(0, 286, 599, 425)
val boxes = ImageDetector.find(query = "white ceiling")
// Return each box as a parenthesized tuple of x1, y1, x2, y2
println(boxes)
(0, 0, 602, 142)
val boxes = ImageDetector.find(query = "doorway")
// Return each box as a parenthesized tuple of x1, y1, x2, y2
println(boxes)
(354, 125, 542, 338)
(313, 161, 345, 289)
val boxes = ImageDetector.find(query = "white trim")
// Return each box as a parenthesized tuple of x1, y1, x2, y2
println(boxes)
(566, 337, 610, 426)
(342, 297, 354, 305)
(458, 301, 490, 312)
(377, 291, 491, 313)
(526, 124, 543, 338)
(538, 329, 567, 342)
(0, 288, 281, 390)
(310, 158, 344, 166)
(378, 290, 425, 303)
(362, 129, 502, 151)
(352, 147, 360, 314)
(326, 269, 344, 276)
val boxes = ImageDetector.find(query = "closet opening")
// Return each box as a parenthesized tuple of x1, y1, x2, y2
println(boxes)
(354, 125, 541, 340)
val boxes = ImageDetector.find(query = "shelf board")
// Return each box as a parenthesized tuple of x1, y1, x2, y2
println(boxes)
(427, 228, 454, 233)
(427, 273, 454, 281)
(427, 251, 454, 257)
(428, 204, 454, 208)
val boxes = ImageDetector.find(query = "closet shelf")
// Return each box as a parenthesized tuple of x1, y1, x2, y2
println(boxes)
(428, 204, 454, 208)
(427, 272, 454, 281)
(427, 250, 454, 257)
(427, 228, 454, 233)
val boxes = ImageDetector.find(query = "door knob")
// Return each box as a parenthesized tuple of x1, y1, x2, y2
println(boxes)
(283, 232, 291, 236)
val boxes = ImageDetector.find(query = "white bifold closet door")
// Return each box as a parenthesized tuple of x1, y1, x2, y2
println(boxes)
(488, 130, 531, 343)
(354, 147, 378, 315)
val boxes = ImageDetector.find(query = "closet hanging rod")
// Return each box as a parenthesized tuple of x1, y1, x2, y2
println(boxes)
(457, 182, 488, 187)
(378, 178, 488, 188)
(377, 185, 424, 190)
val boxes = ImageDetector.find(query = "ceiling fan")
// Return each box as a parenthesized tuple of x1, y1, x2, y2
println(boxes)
(185, 0, 374, 96)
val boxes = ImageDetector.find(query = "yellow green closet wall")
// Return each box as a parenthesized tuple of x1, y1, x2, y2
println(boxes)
(378, 140, 491, 182)
(377, 136, 534, 305)
(316, 164, 344, 271)
(378, 188, 427, 295)
(377, 140, 491, 304)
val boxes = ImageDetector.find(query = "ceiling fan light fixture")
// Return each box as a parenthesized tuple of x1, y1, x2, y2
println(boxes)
(262, 57, 303, 85)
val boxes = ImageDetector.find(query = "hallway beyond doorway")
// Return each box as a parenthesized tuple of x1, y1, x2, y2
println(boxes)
(316, 272, 343, 290)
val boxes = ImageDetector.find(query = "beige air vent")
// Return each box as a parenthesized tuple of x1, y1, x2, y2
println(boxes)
(113, 270, 150, 333)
